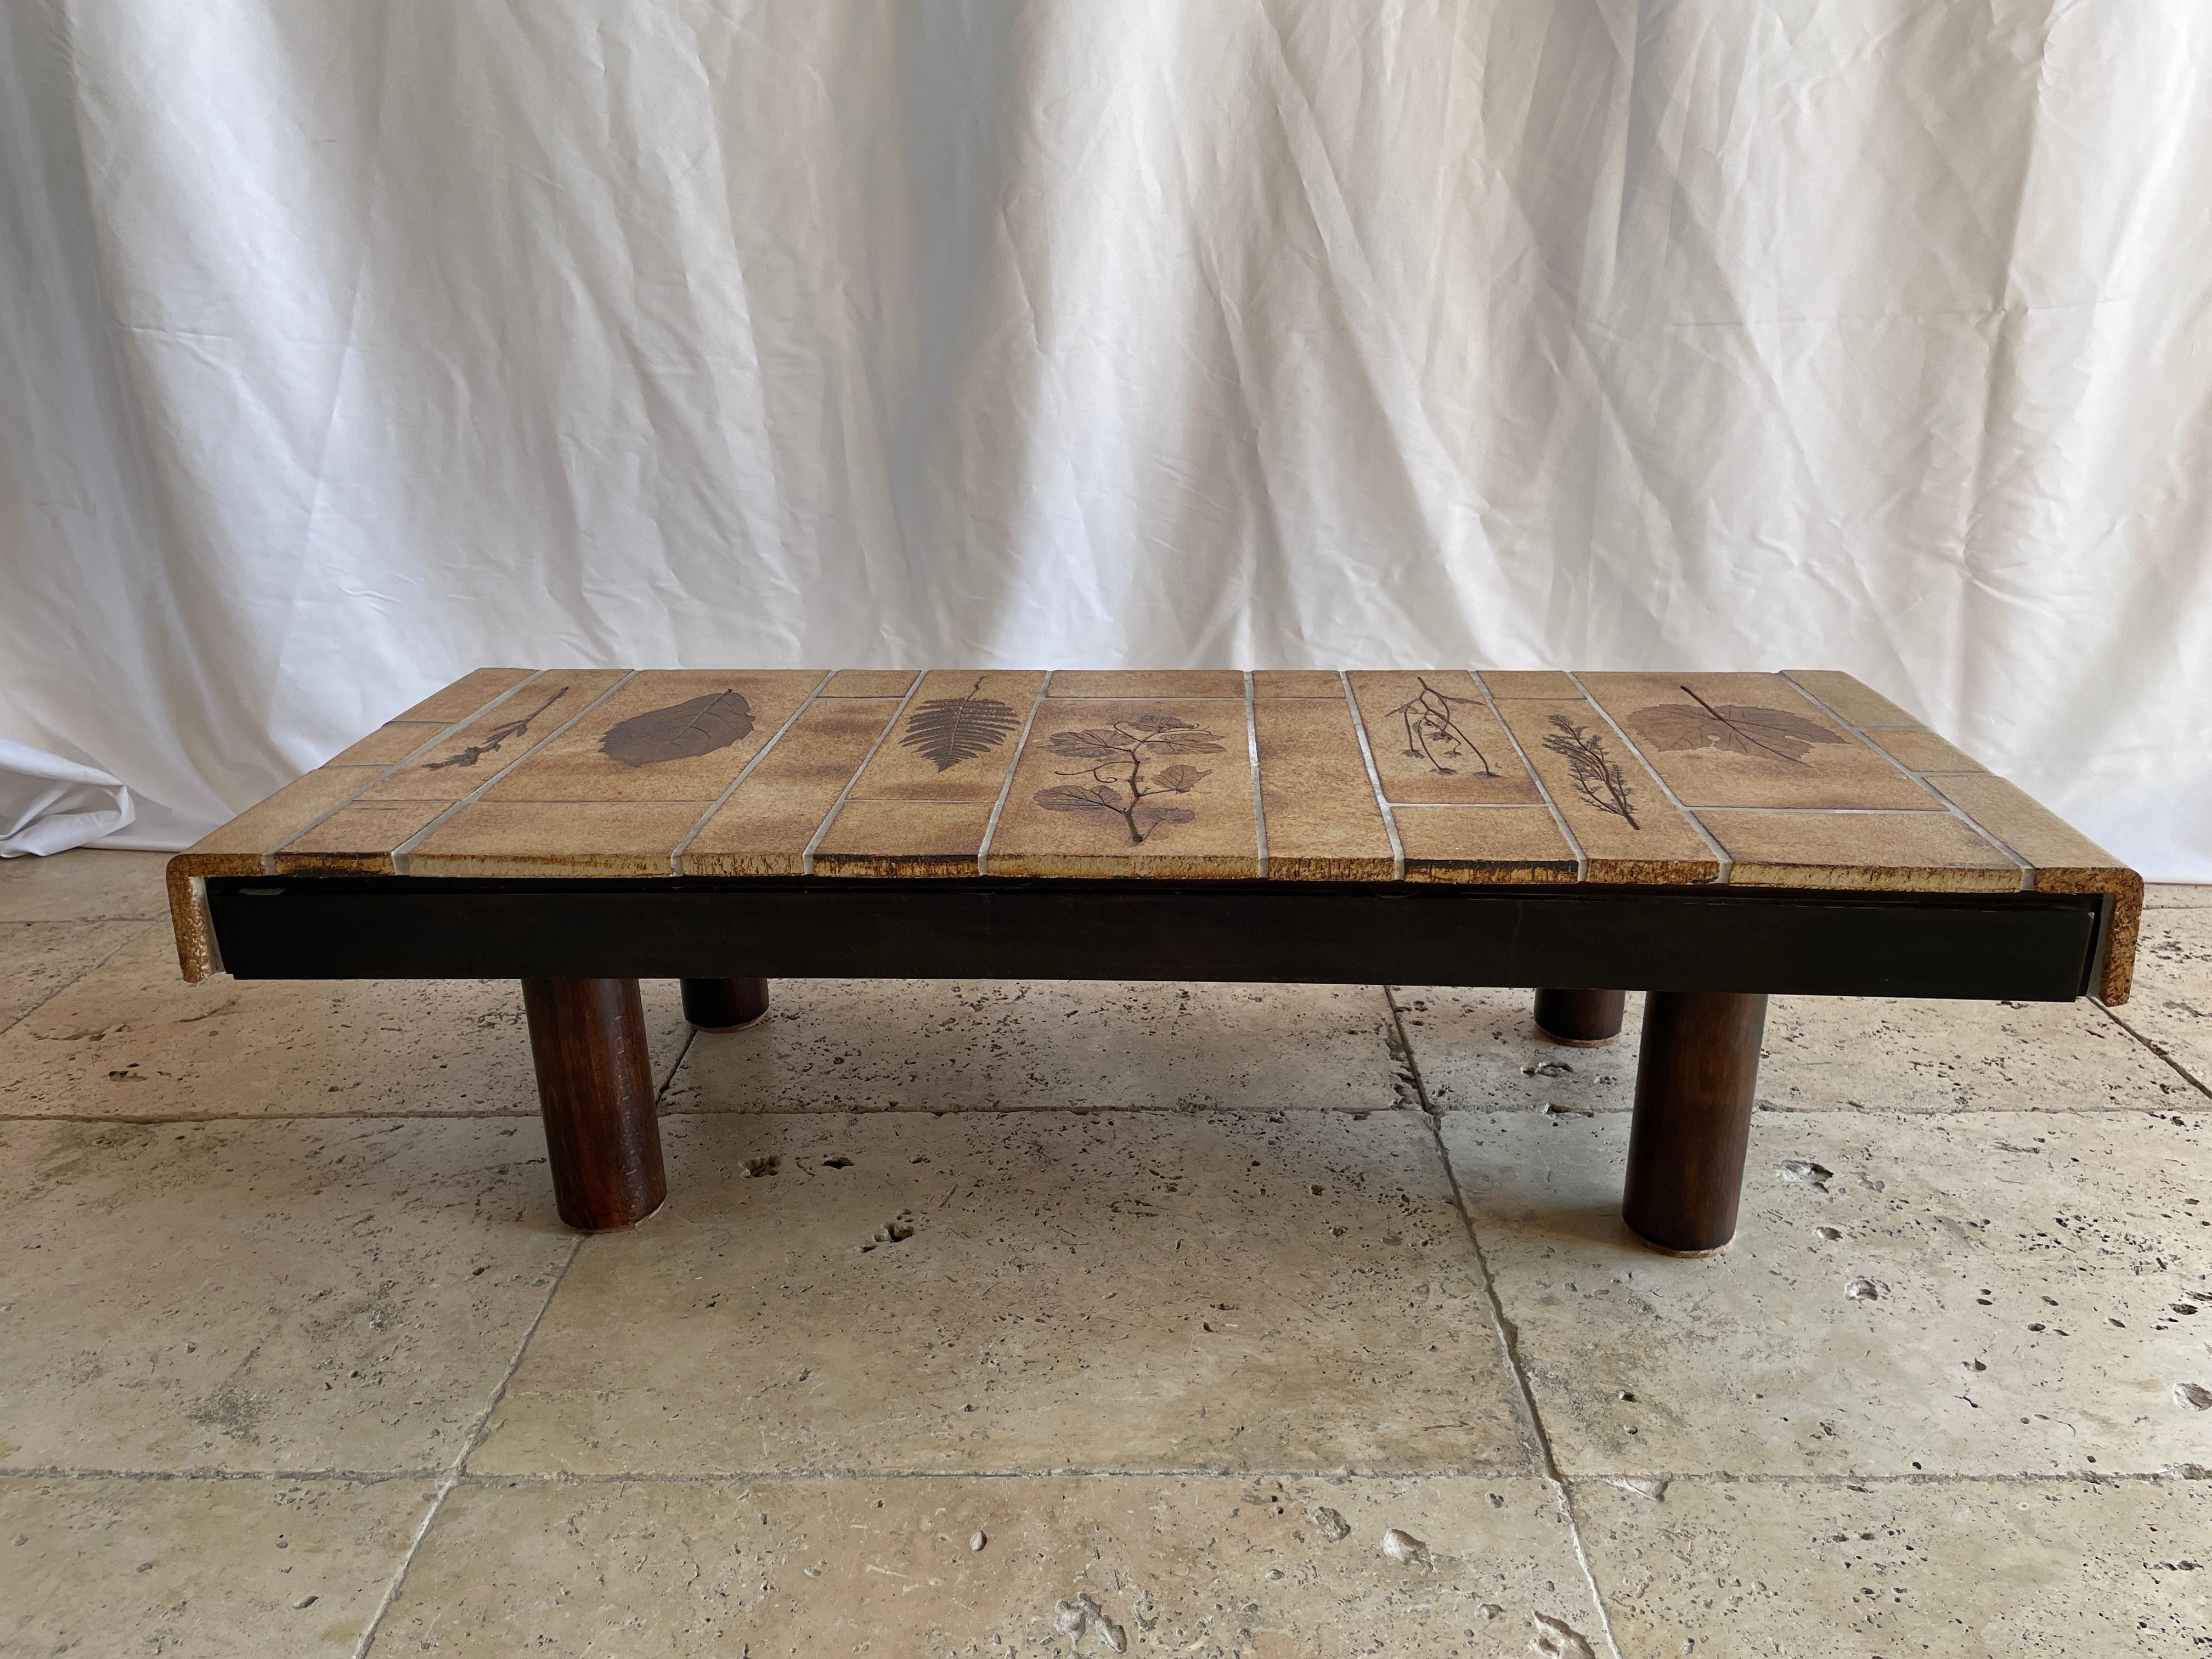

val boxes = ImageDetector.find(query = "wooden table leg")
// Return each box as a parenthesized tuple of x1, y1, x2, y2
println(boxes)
(1622, 991, 1767, 1254)
(522, 977, 666, 1231)
(1533, 988, 1627, 1046)
(681, 977, 769, 1031)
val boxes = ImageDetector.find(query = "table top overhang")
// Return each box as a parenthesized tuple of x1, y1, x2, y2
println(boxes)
(167, 668, 2141, 1001)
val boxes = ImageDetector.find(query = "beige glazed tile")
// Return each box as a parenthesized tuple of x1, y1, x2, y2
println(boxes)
(1047, 669, 1246, 697)
(989, 697, 1259, 877)
(1394, 804, 1578, 883)
(1348, 672, 1543, 805)
(481, 668, 821, 803)
(2106, 908, 2212, 1090)
(1478, 669, 1584, 699)
(387, 665, 538, 725)
(1575, 1475, 2212, 1658)
(1, 1474, 434, 1659)
(1441, 1109, 2212, 1477)
(1492, 698, 1720, 883)
(680, 696, 900, 874)
(1581, 672, 1938, 810)
(272, 798, 449, 873)
(1251, 697, 1396, 879)
(1866, 725, 1987, 772)
(0, 848, 174, 922)
(0, 927, 691, 1119)
(176, 767, 382, 868)
(407, 798, 709, 876)
(1699, 807, 2020, 890)
(1782, 667, 1926, 727)
(663, 978, 1414, 1114)
(381, 1475, 1602, 1658)
(0, 1116, 578, 1473)
(322, 720, 448, 768)
(470, 1110, 1533, 1476)
(815, 797, 995, 876)
(1252, 667, 1347, 696)
(846, 669, 1043, 802)
(359, 671, 628, 802)
(0, 918, 147, 1030)
(819, 667, 919, 696)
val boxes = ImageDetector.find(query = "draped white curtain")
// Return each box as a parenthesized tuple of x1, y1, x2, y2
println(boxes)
(4, 1, 2208, 874)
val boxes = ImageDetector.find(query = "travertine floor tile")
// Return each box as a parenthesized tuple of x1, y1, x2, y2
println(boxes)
(471, 1111, 1532, 1477)
(1396, 989, 2190, 1113)
(2106, 908, 2212, 1088)
(378, 1474, 1604, 1657)
(0, 849, 171, 922)
(0, 928, 690, 1118)
(1, 1474, 432, 1658)
(2146, 883, 2211, 907)
(1440, 1110, 2212, 1477)
(1574, 1475, 2211, 1658)
(0, 1117, 575, 1473)
(0, 919, 147, 1030)
(664, 979, 1413, 1113)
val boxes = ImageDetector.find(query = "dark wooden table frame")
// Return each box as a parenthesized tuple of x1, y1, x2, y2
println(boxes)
(202, 875, 2118, 1254)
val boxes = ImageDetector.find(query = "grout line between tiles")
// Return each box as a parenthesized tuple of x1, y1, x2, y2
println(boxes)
(2091, 1000, 2212, 1102)
(1565, 673, 1733, 880)
(1471, 669, 1585, 879)
(1381, 987, 1628, 1659)
(0, 916, 164, 1041)
(799, 673, 931, 874)
(1339, 672, 1405, 880)
(1244, 670, 1269, 878)
(350, 1231, 585, 1659)
(977, 672, 1053, 875)
(671, 670, 837, 873)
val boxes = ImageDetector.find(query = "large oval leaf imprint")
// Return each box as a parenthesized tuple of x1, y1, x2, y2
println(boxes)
(600, 690, 756, 768)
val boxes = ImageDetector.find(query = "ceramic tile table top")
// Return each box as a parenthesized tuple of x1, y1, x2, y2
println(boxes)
(167, 667, 2140, 1002)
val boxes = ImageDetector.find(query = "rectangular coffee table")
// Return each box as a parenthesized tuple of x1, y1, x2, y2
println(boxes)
(166, 668, 2139, 1254)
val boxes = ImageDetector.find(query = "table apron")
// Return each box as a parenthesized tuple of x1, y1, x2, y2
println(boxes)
(202, 878, 2106, 1002)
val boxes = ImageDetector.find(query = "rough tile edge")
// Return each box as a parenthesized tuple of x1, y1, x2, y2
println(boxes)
(814, 852, 986, 879)
(1403, 860, 1580, 885)
(2039, 866, 2145, 1005)
(163, 855, 251, 981)
(676, 850, 807, 878)
(1583, 856, 1725, 885)
(407, 850, 684, 879)
(1716, 860, 2026, 894)
(983, 854, 1264, 880)
(1265, 854, 1402, 882)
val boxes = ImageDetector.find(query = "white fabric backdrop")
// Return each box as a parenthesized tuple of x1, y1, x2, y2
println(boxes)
(4, 1, 2209, 874)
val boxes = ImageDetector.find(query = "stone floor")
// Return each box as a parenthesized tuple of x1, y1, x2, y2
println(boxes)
(3, 849, 2209, 1658)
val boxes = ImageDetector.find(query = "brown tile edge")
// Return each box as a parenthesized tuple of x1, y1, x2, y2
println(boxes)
(2037, 867, 2143, 1005)
(165, 854, 255, 981)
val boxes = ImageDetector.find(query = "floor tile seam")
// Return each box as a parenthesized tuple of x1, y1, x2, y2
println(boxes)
(0, 1464, 446, 1484)
(1431, 1102, 2212, 1121)
(1388, 989, 1627, 1659)
(2091, 1002, 2212, 1101)
(444, 1463, 1551, 1487)
(352, 1232, 585, 1658)
(0, 916, 165, 1041)
(1559, 1469, 2201, 1489)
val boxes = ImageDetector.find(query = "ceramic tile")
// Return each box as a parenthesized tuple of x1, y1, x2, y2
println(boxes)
(389, 667, 539, 725)
(407, 799, 707, 877)
(816, 798, 996, 877)
(2106, 908, 2212, 1088)
(1575, 1476, 2212, 1658)
(480, 669, 822, 803)
(1251, 697, 1397, 879)
(988, 698, 1259, 877)
(661, 978, 1412, 1114)
(678, 697, 900, 875)
(323, 720, 449, 768)
(0, 848, 172, 923)
(1252, 668, 1347, 697)
(1347, 672, 1543, 805)
(1492, 699, 1721, 883)
(358, 671, 629, 803)
(379, 1474, 1601, 1657)
(1394, 805, 1579, 883)
(1699, 808, 2022, 890)
(844, 670, 1043, 803)
(1396, 988, 2198, 1115)
(1933, 774, 2143, 1002)
(0, 1474, 435, 1659)
(0, 927, 692, 1119)
(271, 799, 451, 873)
(0, 1115, 580, 1472)
(1440, 1109, 2212, 1476)
(819, 668, 919, 696)
(470, 1110, 1533, 1476)
(1580, 673, 1939, 810)
(0, 919, 147, 1030)
(1047, 669, 1246, 698)
(176, 768, 382, 871)
(1782, 668, 1925, 727)
(1479, 670, 1584, 699)
(1867, 726, 1987, 772)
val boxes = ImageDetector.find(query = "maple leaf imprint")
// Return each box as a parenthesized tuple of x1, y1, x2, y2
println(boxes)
(1626, 685, 1847, 768)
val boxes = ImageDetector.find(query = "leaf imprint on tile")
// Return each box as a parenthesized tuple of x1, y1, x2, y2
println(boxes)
(1311, 1505, 1352, 1542)
(2177, 1383, 2212, 1411)
(1530, 1611, 1598, 1659)
(1778, 1160, 1833, 1188)
(1379, 1528, 1432, 1571)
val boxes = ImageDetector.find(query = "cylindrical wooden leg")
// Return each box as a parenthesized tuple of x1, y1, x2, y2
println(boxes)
(681, 977, 769, 1031)
(1622, 991, 1767, 1254)
(521, 977, 666, 1231)
(1534, 988, 1627, 1047)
